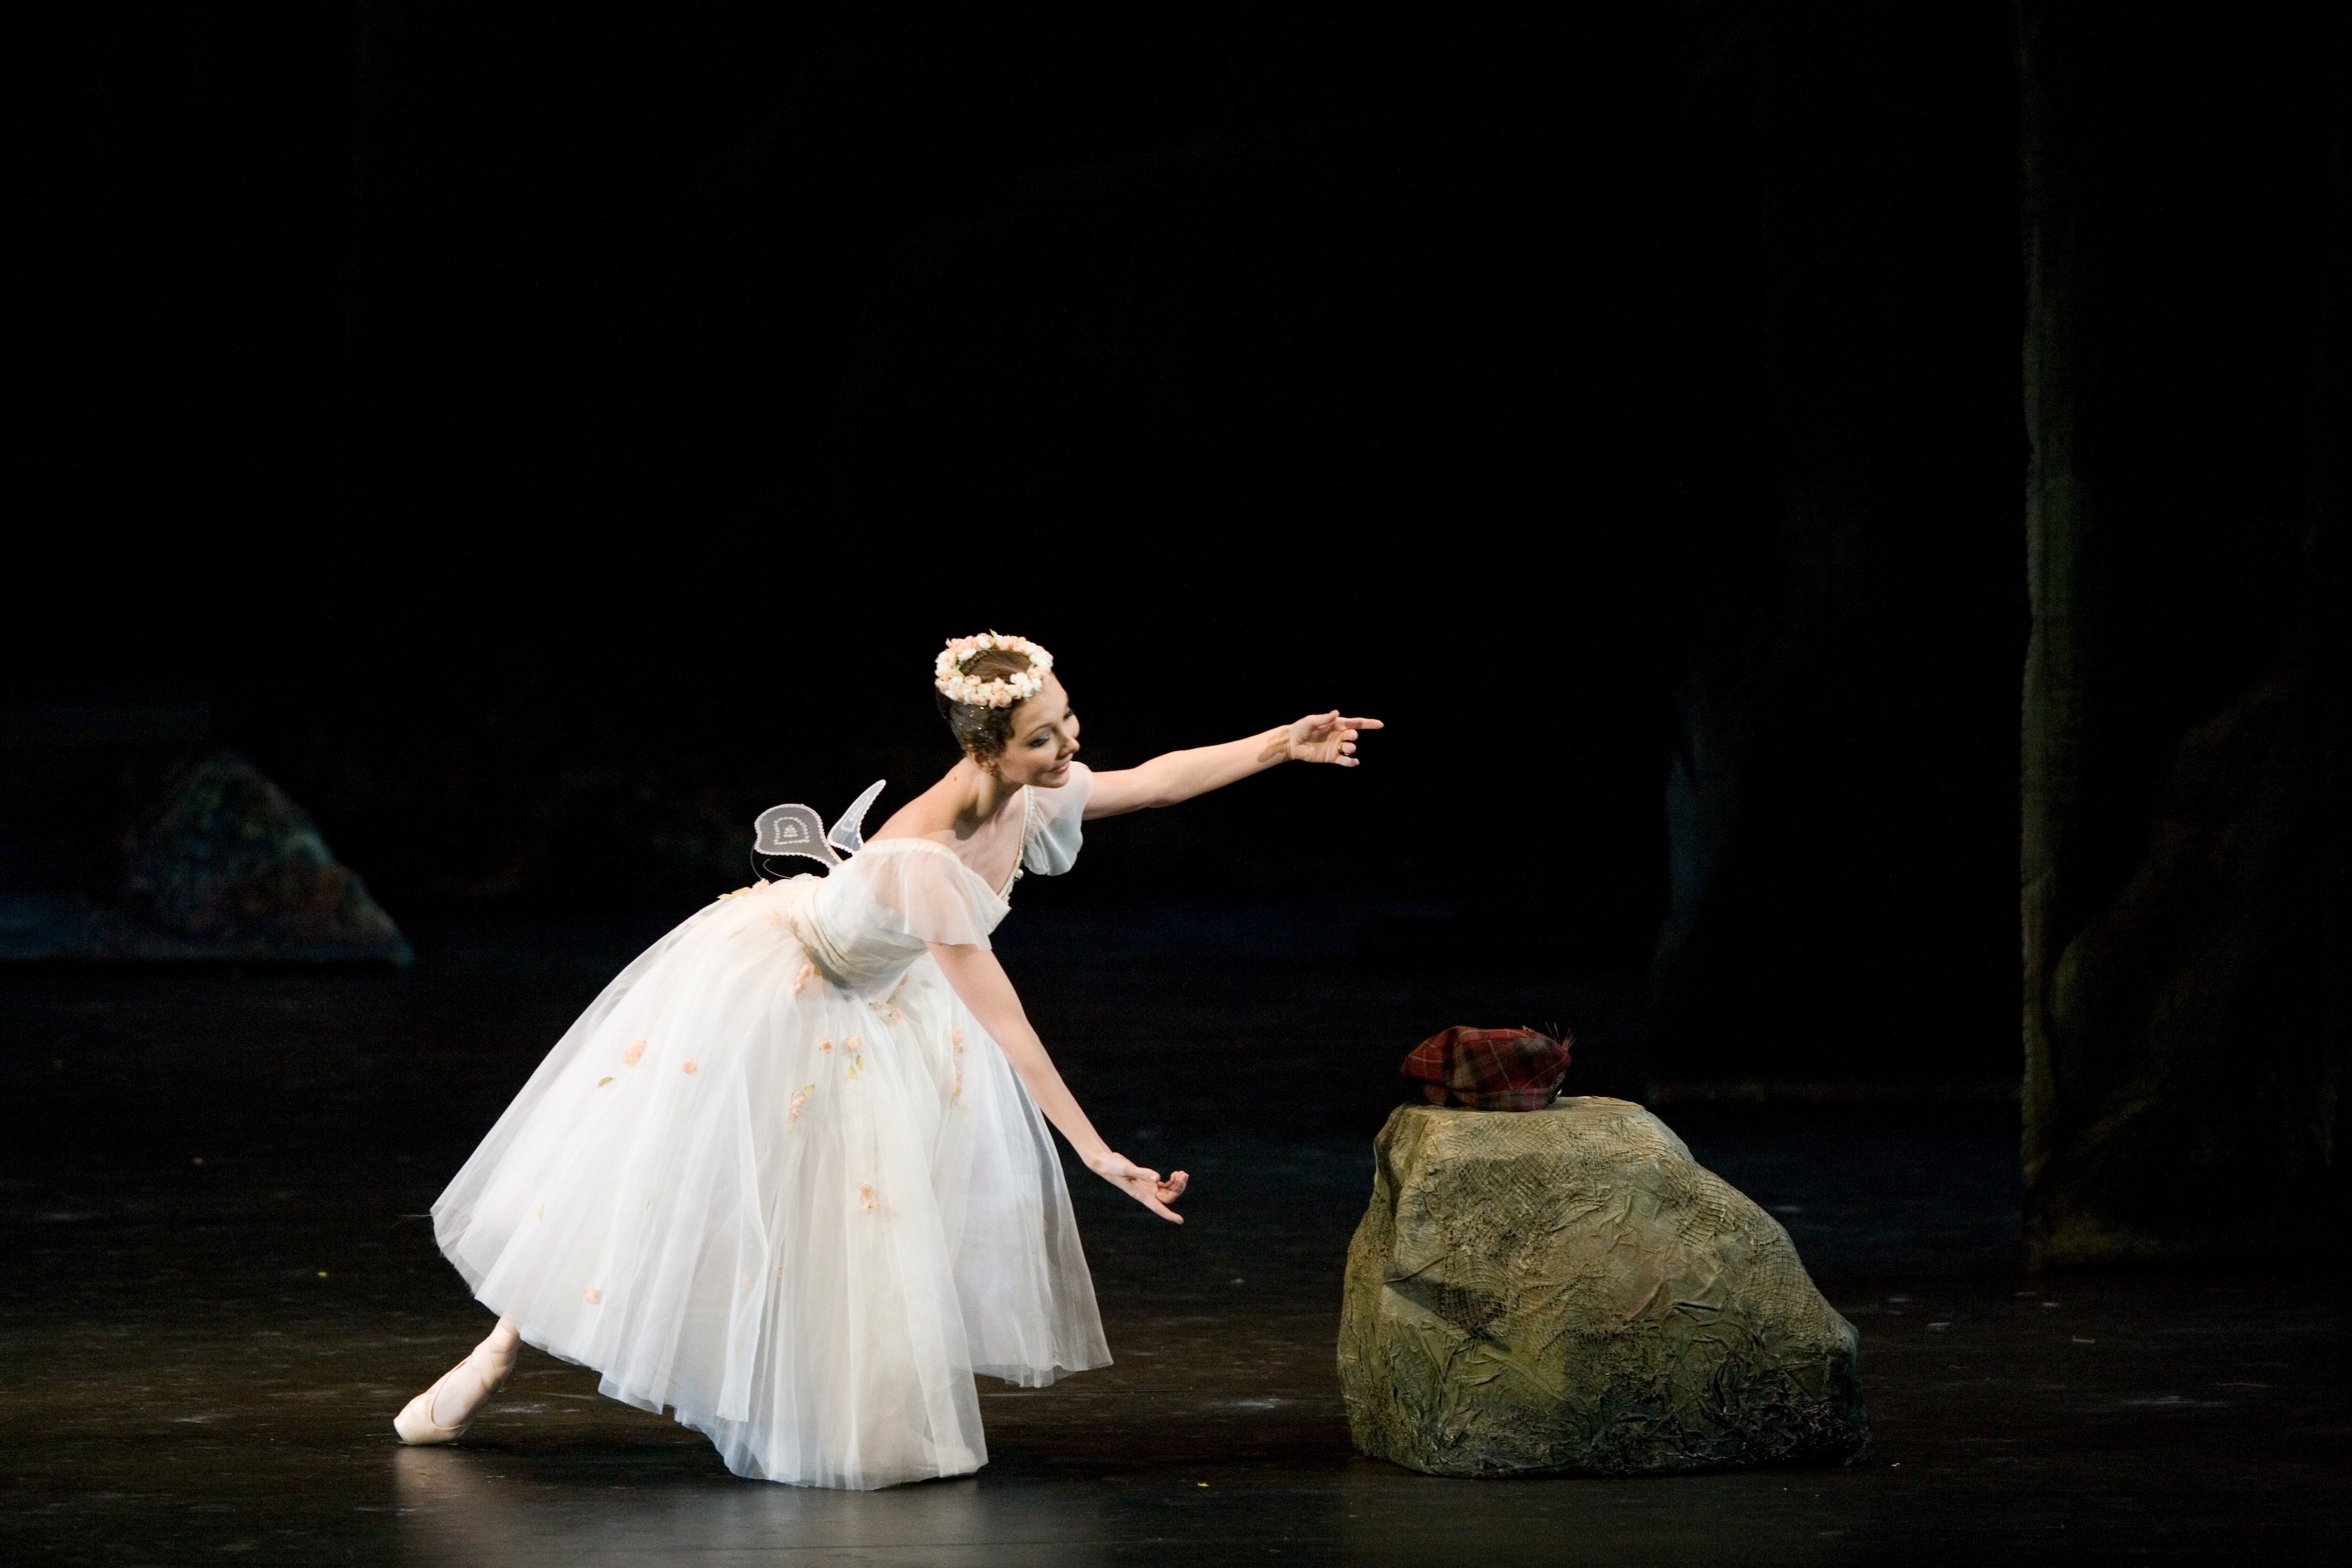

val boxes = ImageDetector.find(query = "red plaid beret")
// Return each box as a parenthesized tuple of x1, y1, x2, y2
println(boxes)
(1401, 1025, 1572, 1111)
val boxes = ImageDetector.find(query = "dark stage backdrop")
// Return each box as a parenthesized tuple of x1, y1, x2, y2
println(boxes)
(12, 8, 2035, 1076)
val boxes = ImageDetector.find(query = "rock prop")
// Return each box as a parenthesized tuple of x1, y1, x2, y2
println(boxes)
(1339, 1096, 1868, 1476)
(0, 750, 411, 964)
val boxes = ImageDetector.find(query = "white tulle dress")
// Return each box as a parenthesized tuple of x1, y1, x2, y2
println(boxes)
(430, 765, 1109, 1489)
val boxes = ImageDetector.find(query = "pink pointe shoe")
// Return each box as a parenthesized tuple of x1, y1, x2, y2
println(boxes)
(394, 1337, 517, 1445)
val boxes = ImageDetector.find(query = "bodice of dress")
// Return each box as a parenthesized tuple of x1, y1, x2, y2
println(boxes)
(789, 764, 1091, 993)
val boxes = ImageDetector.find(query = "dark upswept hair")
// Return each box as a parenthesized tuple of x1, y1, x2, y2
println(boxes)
(935, 645, 1042, 757)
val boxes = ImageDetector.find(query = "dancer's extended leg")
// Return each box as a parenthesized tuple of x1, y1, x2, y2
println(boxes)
(394, 1318, 521, 1444)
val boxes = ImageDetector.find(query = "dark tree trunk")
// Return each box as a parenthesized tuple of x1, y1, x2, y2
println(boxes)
(2016, 0, 2347, 1265)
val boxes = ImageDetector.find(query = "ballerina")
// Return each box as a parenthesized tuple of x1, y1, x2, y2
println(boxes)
(395, 631, 1381, 1488)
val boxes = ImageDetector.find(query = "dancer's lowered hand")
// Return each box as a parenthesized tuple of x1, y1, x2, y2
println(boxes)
(1090, 1152, 1189, 1223)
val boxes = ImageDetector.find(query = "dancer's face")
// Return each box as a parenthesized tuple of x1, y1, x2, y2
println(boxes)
(993, 673, 1080, 787)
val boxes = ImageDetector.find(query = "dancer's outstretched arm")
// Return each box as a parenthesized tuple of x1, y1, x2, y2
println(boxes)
(927, 940, 1189, 1223)
(1083, 710, 1382, 819)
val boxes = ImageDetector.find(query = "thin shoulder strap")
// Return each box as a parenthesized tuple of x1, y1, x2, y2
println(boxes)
(1000, 786, 1036, 898)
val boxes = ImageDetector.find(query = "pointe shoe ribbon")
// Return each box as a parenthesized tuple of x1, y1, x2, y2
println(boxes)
(394, 1343, 514, 1445)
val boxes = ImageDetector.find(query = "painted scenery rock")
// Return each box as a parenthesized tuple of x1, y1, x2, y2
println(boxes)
(0, 749, 412, 965)
(1338, 1097, 1869, 1476)
(107, 750, 412, 963)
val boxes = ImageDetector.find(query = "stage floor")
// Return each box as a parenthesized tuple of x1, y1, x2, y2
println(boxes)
(2, 910, 2342, 1565)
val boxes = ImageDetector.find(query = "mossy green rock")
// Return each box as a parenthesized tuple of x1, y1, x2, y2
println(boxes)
(1338, 1098, 1869, 1476)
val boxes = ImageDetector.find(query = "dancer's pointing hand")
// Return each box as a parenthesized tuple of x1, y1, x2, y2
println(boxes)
(1285, 710, 1384, 767)
(1090, 1152, 1189, 1223)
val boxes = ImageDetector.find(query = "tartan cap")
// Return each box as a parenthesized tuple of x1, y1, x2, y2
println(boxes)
(1401, 1025, 1572, 1111)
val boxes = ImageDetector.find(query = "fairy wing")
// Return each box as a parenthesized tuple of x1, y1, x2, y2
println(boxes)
(827, 779, 887, 857)
(752, 780, 887, 869)
(752, 803, 840, 866)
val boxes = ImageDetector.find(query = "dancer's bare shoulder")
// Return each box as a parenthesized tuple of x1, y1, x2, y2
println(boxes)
(868, 762, 984, 844)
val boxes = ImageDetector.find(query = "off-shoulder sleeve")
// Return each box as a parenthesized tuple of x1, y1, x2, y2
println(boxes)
(1022, 763, 1093, 876)
(848, 842, 1006, 947)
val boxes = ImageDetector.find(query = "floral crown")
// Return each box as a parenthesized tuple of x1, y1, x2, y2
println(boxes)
(934, 632, 1054, 708)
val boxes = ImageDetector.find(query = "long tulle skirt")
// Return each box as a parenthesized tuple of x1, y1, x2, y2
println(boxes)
(430, 890, 1109, 1488)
